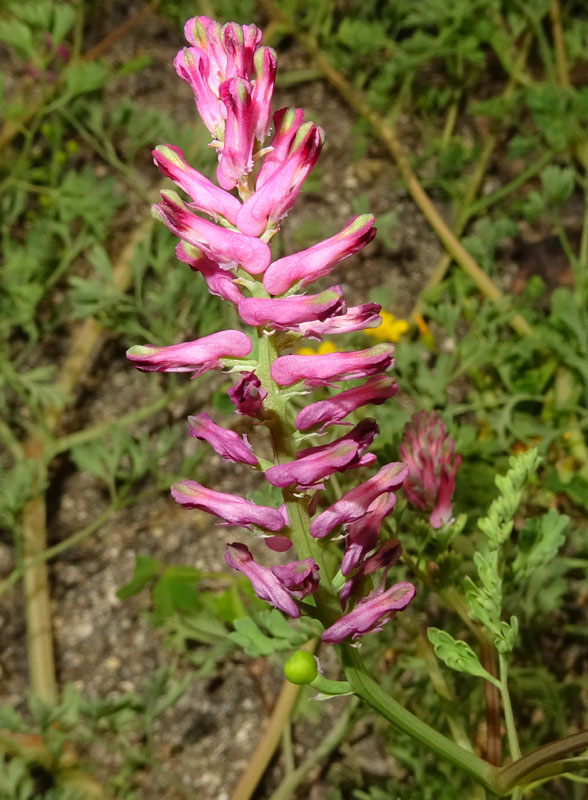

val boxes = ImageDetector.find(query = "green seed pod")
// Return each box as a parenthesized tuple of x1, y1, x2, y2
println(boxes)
(284, 650, 317, 685)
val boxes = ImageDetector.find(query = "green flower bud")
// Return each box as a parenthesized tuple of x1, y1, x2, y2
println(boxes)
(284, 650, 317, 685)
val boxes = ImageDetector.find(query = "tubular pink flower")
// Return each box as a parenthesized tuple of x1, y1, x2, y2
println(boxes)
(310, 462, 408, 539)
(153, 190, 271, 274)
(188, 412, 258, 466)
(399, 411, 462, 529)
(263, 214, 376, 296)
(225, 543, 316, 617)
(222, 22, 262, 79)
(271, 558, 319, 599)
(341, 493, 398, 576)
(251, 47, 277, 141)
(237, 287, 345, 328)
(216, 77, 255, 190)
(265, 419, 378, 489)
(176, 243, 244, 305)
(321, 581, 415, 642)
(271, 344, 395, 388)
(295, 376, 398, 431)
(339, 538, 402, 607)
(256, 107, 305, 187)
(297, 303, 381, 338)
(153, 145, 241, 225)
(126, 330, 251, 375)
(236, 122, 324, 236)
(184, 17, 226, 81)
(172, 482, 285, 531)
(227, 372, 267, 416)
(174, 48, 226, 139)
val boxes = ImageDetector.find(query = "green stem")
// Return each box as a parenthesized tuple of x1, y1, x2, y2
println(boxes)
(339, 644, 501, 793)
(499, 653, 521, 762)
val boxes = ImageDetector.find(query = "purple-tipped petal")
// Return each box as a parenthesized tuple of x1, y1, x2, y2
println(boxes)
(227, 371, 267, 416)
(263, 215, 376, 296)
(153, 144, 241, 225)
(172, 482, 285, 531)
(271, 558, 319, 599)
(154, 190, 271, 274)
(295, 376, 398, 431)
(341, 493, 397, 576)
(176, 243, 244, 305)
(298, 303, 381, 338)
(310, 462, 407, 539)
(238, 287, 345, 328)
(225, 543, 300, 616)
(321, 581, 415, 642)
(265, 419, 378, 489)
(188, 412, 258, 466)
(271, 345, 394, 388)
(126, 330, 251, 376)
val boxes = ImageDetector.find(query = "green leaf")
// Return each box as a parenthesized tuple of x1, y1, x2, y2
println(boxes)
(513, 510, 569, 580)
(117, 554, 161, 599)
(540, 165, 575, 206)
(0, 20, 34, 57)
(427, 628, 499, 686)
(64, 62, 110, 98)
(230, 609, 315, 658)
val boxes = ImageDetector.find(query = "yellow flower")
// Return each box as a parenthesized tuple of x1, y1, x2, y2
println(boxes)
(363, 310, 408, 343)
(296, 340, 338, 355)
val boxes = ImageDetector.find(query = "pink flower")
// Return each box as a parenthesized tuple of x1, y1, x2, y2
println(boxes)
(339, 538, 402, 607)
(263, 214, 376, 296)
(216, 77, 255, 189)
(188, 412, 258, 466)
(321, 581, 415, 642)
(399, 411, 461, 529)
(237, 287, 345, 328)
(265, 419, 378, 489)
(237, 121, 324, 236)
(153, 190, 271, 274)
(176, 243, 244, 305)
(227, 372, 267, 416)
(271, 344, 395, 387)
(297, 303, 381, 338)
(126, 330, 251, 376)
(310, 462, 407, 538)
(152, 145, 241, 225)
(225, 543, 318, 617)
(341, 493, 398, 576)
(174, 47, 226, 139)
(256, 107, 305, 187)
(295, 375, 398, 431)
(250, 47, 277, 141)
(172, 482, 286, 531)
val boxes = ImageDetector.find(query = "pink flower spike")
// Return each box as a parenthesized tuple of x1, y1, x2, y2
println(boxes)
(237, 287, 345, 328)
(188, 412, 258, 466)
(271, 558, 319, 599)
(256, 107, 305, 187)
(251, 47, 277, 141)
(153, 145, 241, 225)
(295, 375, 398, 431)
(172, 482, 285, 531)
(271, 344, 395, 388)
(225, 543, 300, 617)
(341, 493, 397, 576)
(237, 121, 324, 236)
(310, 462, 408, 539)
(298, 303, 381, 338)
(265, 419, 378, 489)
(227, 372, 267, 416)
(399, 411, 461, 529)
(153, 190, 271, 274)
(126, 330, 251, 376)
(216, 77, 255, 190)
(321, 581, 415, 642)
(263, 214, 376, 296)
(176, 243, 244, 305)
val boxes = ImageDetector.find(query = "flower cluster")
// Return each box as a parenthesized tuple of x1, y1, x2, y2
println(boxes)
(127, 17, 460, 643)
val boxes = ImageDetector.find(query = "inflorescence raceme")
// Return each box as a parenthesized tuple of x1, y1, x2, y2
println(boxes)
(127, 16, 460, 643)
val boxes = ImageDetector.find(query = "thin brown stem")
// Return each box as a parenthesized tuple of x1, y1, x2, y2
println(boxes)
(481, 642, 502, 766)
(549, 0, 570, 88)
